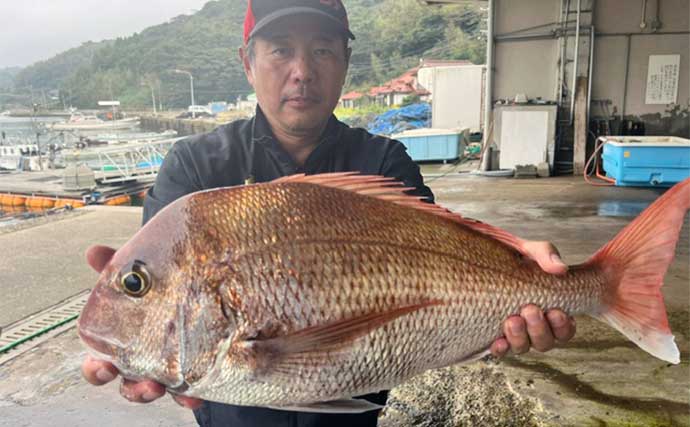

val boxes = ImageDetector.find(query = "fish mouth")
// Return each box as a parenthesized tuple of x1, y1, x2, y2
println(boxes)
(77, 325, 123, 358)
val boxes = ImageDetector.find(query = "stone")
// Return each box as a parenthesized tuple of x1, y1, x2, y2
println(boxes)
(514, 164, 538, 179)
(537, 162, 550, 177)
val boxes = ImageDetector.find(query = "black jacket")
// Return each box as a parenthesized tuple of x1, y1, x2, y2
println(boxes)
(142, 108, 434, 427)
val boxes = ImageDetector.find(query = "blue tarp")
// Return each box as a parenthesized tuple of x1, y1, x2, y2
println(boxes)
(367, 103, 431, 136)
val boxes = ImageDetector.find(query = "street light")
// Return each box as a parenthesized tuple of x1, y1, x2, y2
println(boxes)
(172, 69, 196, 118)
(141, 80, 157, 115)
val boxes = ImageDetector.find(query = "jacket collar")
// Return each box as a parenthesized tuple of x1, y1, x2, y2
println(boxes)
(251, 106, 343, 150)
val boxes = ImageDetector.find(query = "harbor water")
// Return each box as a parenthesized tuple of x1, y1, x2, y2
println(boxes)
(0, 114, 152, 146)
(0, 115, 151, 224)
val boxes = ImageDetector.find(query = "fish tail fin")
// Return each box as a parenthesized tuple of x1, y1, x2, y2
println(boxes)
(585, 178, 690, 364)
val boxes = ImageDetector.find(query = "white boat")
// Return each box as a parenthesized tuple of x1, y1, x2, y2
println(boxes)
(91, 129, 178, 145)
(0, 144, 44, 171)
(52, 113, 140, 131)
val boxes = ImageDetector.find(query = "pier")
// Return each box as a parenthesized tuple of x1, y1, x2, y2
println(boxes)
(0, 169, 150, 204)
(0, 130, 184, 205)
(141, 115, 219, 136)
(0, 114, 230, 206)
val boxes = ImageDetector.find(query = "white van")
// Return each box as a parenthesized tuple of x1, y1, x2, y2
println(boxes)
(188, 105, 214, 116)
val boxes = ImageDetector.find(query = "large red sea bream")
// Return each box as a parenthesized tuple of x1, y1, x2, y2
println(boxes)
(78, 173, 688, 413)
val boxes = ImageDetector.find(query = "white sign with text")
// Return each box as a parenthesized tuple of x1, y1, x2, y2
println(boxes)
(645, 55, 680, 105)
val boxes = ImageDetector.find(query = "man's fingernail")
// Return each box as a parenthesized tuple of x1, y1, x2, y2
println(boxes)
(509, 320, 524, 335)
(142, 391, 159, 402)
(96, 369, 115, 383)
(525, 309, 543, 326)
(551, 253, 564, 265)
(548, 311, 567, 327)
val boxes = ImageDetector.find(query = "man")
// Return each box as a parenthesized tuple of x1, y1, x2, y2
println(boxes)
(83, 1, 576, 426)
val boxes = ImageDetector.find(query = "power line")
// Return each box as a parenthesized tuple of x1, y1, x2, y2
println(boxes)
(347, 44, 459, 76)
(349, 44, 453, 70)
(347, 8, 484, 57)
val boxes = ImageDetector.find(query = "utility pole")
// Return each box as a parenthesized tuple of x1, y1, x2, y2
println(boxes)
(172, 69, 196, 118)
(157, 81, 163, 112)
(151, 85, 157, 115)
(41, 89, 48, 109)
(142, 79, 157, 115)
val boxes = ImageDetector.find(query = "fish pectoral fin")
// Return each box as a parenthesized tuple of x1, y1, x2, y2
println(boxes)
(264, 300, 442, 354)
(239, 300, 442, 377)
(268, 398, 384, 414)
(449, 347, 492, 366)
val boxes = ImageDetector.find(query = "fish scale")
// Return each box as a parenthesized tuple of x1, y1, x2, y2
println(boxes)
(78, 174, 687, 412)
(172, 182, 603, 406)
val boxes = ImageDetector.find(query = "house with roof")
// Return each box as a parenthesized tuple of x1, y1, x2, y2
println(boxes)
(363, 59, 474, 108)
(340, 91, 366, 109)
(367, 67, 430, 107)
(338, 59, 479, 110)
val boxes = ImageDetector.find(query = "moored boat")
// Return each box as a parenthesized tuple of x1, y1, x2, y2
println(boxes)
(0, 144, 44, 171)
(52, 113, 140, 131)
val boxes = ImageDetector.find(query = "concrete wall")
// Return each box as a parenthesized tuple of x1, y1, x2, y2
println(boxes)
(493, 0, 562, 101)
(592, 0, 689, 135)
(491, 0, 689, 136)
(594, 0, 688, 34)
(141, 116, 217, 137)
(494, 39, 561, 101)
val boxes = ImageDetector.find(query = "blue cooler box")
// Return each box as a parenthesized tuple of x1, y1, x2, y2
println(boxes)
(602, 136, 690, 187)
(392, 128, 468, 162)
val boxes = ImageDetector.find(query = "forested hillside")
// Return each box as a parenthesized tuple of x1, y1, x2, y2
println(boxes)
(7, 0, 485, 109)
(0, 67, 22, 91)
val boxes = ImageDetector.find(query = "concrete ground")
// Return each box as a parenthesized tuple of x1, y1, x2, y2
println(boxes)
(0, 173, 688, 426)
(0, 206, 141, 327)
(0, 206, 195, 426)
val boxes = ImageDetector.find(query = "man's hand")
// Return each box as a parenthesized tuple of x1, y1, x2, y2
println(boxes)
(81, 356, 202, 409)
(521, 240, 568, 275)
(82, 245, 203, 410)
(491, 240, 576, 357)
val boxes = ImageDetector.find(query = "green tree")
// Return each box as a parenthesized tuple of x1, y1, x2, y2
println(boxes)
(6, 0, 485, 109)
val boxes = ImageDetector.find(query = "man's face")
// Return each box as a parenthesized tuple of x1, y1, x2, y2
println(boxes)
(241, 15, 350, 136)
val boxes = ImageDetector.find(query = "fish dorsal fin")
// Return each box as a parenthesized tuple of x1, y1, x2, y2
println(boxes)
(272, 172, 530, 258)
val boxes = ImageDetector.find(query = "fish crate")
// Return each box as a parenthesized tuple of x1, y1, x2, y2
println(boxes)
(392, 128, 468, 163)
(602, 136, 690, 187)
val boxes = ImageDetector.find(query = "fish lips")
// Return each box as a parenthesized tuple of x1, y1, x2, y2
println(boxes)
(78, 285, 126, 358)
(77, 325, 121, 358)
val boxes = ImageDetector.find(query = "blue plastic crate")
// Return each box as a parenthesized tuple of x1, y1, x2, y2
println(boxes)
(602, 136, 690, 187)
(392, 129, 467, 162)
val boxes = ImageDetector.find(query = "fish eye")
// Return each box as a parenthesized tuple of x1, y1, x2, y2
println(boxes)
(120, 262, 151, 297)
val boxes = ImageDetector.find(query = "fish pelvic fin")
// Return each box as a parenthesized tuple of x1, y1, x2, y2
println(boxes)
(237, 300, 442, 379)
(585, 178, 690, 365)
(269, 398, 384, 414)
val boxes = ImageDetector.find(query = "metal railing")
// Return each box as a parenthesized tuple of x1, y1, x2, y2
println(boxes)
(63, 137, 182, 184)
(95, 138, 180, 183)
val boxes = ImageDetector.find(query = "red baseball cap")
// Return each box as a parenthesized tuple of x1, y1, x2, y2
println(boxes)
(244, 0, 356, 45)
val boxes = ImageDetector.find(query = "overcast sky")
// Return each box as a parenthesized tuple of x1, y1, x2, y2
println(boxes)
(0, 0, 211, 68)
